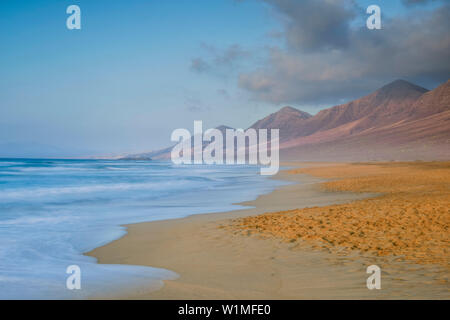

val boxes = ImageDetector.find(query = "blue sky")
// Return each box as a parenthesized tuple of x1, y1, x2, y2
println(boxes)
(0, 0, 448, 157)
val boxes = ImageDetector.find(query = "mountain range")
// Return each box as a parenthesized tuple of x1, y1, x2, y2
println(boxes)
(122, 79, 450, 161)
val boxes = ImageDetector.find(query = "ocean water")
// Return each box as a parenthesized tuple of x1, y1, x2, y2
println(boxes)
(0, 159, 287, 299)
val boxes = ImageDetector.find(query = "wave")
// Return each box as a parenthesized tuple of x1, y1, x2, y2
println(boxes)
(0, 159, 285, 299)
(0, 180, 195, 200)
(0, 215, 72, 225)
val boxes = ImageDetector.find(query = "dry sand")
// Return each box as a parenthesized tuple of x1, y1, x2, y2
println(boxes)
(87, 162, 449, 299)
(232, 162, 450, 267)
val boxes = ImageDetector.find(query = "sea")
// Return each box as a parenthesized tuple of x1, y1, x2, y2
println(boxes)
(0, 159, 287, 299)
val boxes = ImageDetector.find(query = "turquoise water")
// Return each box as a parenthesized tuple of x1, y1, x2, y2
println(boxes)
(0, 159, 286, 299)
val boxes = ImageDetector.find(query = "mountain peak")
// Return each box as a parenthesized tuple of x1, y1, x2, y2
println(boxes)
(378, 79, 428, 96)
(279, 106, 298, 112)
(249, 106, 312, 140)
(277, 106, 312, 119)
(215, 125, 234, 134)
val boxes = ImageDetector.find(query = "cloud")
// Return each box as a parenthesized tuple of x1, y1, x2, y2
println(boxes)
(190, 44, 251, 75)
(265, 0, 357, 52)
(190, 58, 211, 73)
(238, 0, 450, 105)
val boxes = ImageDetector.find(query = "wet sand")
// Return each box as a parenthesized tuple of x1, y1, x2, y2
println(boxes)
(87, 162, 449, 299)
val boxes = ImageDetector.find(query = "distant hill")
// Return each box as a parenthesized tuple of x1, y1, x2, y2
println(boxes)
(120, 79, 450, 162)
(118, 146, 172, 161)
(119, 125, 234, 160)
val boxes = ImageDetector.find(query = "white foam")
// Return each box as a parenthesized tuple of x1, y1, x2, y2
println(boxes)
(0, 159, 288, 299)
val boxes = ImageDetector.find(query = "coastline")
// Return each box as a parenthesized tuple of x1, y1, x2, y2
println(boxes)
(87, 162, 449, 299)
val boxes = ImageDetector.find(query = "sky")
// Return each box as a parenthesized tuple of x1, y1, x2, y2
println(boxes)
(0, 0, 448, 157)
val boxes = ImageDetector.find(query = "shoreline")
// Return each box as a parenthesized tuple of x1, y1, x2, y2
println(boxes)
(87, 162, 449, 299)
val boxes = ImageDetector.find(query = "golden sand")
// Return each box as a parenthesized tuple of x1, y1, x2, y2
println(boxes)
(229, 162, 450, 268)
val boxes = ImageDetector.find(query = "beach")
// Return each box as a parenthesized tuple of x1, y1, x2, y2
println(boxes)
(88, 162, 449, 299)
